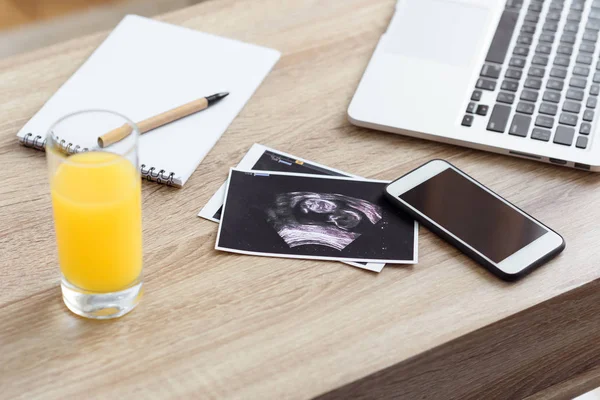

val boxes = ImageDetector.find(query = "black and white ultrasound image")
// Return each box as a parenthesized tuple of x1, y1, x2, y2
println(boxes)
(211, 150, 345, 220)
(267, 192, 383, 251)
(217, 170, 415, 262)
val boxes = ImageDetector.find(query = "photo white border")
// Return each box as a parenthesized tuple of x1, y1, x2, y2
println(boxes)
(215, 168, 419, 265)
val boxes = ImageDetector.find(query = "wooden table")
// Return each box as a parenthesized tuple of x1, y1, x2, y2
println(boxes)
(1, 0, 600, 398)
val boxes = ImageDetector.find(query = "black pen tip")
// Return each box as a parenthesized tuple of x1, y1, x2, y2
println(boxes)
(206, 92, 229, 105)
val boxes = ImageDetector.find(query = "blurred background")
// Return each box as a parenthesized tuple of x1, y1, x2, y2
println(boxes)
(0, 0, 202, 59)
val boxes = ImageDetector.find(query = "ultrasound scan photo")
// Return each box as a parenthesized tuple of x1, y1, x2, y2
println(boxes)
(216, 170, 417, 264)
(266, 192, 383, 251)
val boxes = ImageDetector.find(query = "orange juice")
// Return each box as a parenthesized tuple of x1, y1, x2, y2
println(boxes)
(51, 152, 141, 292)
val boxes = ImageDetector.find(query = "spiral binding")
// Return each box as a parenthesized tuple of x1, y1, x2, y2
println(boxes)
(141, 164, 176, 186)
(20, 133, 47, 151)
(20, 132, 178, 186)
(20, 132, 89, 154)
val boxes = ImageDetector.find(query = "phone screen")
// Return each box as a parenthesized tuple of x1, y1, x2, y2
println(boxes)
(399, 168, 548, 263)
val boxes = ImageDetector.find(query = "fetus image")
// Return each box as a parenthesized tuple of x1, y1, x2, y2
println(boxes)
(266, 192, 383, 251)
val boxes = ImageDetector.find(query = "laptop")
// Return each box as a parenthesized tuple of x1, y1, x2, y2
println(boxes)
(349, 0, 600, 171)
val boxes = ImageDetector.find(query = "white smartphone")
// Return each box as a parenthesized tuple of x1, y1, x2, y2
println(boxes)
(385, 160, 565, 281)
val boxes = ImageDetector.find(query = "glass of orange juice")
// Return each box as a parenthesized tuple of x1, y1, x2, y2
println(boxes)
(47, 110, 142, 319)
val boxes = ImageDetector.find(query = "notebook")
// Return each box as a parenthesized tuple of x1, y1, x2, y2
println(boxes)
(17, 15, 281, 187)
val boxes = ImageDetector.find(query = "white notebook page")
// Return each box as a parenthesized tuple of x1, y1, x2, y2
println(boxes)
(17, 15, 281, 186)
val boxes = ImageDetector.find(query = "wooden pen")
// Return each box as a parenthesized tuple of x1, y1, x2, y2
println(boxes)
(98, 92, 229, 148)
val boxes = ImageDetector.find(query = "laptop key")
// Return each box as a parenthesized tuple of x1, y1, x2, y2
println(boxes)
(554, 126, 575, 145)
(590, 85, 600, 96)
(507, 0, 524, 8)
(486, 10, 520, 64)
(561, 33, 576, 44)
(476, 78, 497, 91)
(467, 102, 476, 113)
(580, 42, 596, 53)
(501, 80, 519, 92)
(557, 45, 573, 55)
(554, 56, 570, 67)
(567, 11, 582, 22)
(544, 21, 559, 32)
(543, 90, 561, 103)
(582, 41, 596, 52)
(583, 30, 598, 41)
(525, 12, 540, 23)
(573, 65, 590, 76)
(539, 103, 558, 115)
(506, 68, 523, 80)
(487, 104, 512, 132)
(528, 2, 542, 12)
(521, 24, 536, 35)
(462, 115, 474, 127)
(509, 114, 531, 137)
(588, 19, 600, 31)
(531, 128, 551, 141)
(513, 46, 529, 57)
(550, 67, 567, 78)
(528, 67, 545, 77)
(540, 33, 556, 43)
(576, 136, 589, 149)
(497, 92, 516, 104)
(594, 72, 600, 83)
(559, 112, 578, 126)
(570, 77, 587, 88)
(516, 101, 535, 114)
(532, 55, 549, 66)
(536, 44, 552, 54)
(476, 104, 489, 116)
(580, 122, 592, 135)
(521, 90, 539, 102)
(566, 88, 584, 100)
(563, 101, 581, 113)
(547, 79, 564, 91)
(481, 64, 501, 79)
(524, 78, 542, 89)
(563, 22, 579, 33)
(576, 54, 593, 65)
(517, 35, 533, 45)
(535, 115, 554, 128)
(583, 109, 595, 121)
(510, 57, 526, 68)
(587, 96, 597, 108)
(547, 10, 561, 21)
(583, 24, 598, 36)
(472, 90, 483, 101)
(520, 30, 536, 40)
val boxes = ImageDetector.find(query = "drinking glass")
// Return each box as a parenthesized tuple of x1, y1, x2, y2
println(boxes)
(47, 110, 142, 319)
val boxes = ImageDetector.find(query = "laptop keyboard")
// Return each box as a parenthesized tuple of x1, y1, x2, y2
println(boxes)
(463, 0, 600, 150)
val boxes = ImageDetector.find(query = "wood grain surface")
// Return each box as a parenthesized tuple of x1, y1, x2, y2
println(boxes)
(316, 280, 600, 400)
(0, 0, 599, 398)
